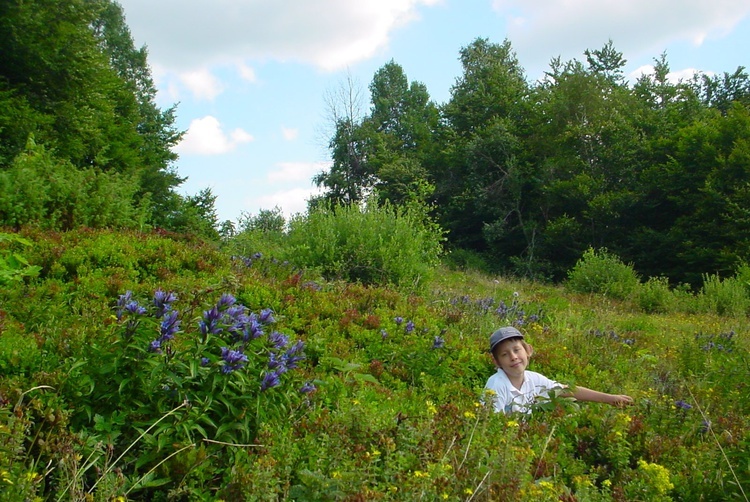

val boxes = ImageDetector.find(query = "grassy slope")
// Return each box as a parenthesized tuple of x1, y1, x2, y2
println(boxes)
(1, 229, 749, 501)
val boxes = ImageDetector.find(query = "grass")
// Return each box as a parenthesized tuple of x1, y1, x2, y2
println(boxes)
(1, 228, 749, 500)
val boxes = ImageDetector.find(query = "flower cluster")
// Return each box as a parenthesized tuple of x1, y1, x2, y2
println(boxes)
(695, 330, 736, 352)
(589, 328, 635, 346)
(116, 289, 180, 352)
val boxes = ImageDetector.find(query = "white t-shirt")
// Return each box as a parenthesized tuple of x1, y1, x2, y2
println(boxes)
(484, 369, 563, 414)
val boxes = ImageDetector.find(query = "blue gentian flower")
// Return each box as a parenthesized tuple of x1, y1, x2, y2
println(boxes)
(405, 320, 415, 334)
(260, 371, 281, 391)
(153, 289, 177, 317)
(216, 293, 237, 309)
(220, 346, 248, 373)
(259, 308, 276, 324)
(394, 316, 404, 325)
(432, 336, 445, 349)
(300, 382, 316, 394)
(268, 331, 289, 349)
(160, 310, 180, 341)
(149, 339, 161, 352)
(200, 357, 210, 367)
(675, 400, 692, 410)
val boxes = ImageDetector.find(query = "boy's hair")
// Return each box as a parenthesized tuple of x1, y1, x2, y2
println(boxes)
(491, 337, 533, 361)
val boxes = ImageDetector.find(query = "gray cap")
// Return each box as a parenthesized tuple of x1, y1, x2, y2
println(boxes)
(489, 326, 524, 353)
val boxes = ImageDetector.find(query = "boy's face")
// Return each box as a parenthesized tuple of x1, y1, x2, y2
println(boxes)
(492, 338, 529, 379)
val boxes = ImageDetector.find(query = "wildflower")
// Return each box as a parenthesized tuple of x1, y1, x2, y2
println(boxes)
(160, 310, 180, 341)
(153, 289, 177, 316)
(426, 400, 437, 414)
(700, 419, 711, 434)
(259, 308, 276, 324)
(268, 331, 289, 349)
(602, 479, 612, 488)
(216, 293, 236, 309)
(675, 400, 692, 410)
(394, 316, 404, 325)
(267, 352, 287, 373)
(506, 420, 519, 428)
(260, 371, 281, 391)
(220, 347, 248, 373)
(124, 301, 147, 316)
(405, 320, 415, 333)
(381, 329, 388, 340)
(464, 411, 476, 419)
(200, 357, 210, 367)
(243, 314, 264, 340)
(464, 488, 474, 495)
(300, 381, 316, 394)
(149, 340, 161, 353)
(282, 340, 306, 369)
(431, 336, 445, 349)
(199, 307, 223, 335)
(413, 470, 428, 478)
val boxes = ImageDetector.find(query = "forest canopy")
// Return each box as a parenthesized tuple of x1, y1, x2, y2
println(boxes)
(315, 39, 750, 286)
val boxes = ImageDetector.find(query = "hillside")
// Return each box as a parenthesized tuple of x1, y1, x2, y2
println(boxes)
(1, 227, 748, 501)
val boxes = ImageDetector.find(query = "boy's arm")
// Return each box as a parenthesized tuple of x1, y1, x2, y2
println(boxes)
(566, 386, 633, 406)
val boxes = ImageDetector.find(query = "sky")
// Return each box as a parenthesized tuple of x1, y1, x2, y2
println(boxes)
(117, 0, 750, 224)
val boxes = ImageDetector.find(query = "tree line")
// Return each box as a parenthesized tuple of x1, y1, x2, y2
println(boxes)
(314, 38, 750, 286)
(0, 0, 219, 238)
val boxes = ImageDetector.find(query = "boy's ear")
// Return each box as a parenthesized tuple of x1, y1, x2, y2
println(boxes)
(525, 343, 534, 357)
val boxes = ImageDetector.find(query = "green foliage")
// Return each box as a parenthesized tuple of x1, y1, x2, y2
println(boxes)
(697, 273, 750, 317)
(0, 139, 147, 230)
(0, 233, 40, 285)
(635, 276, 674, 314)
(284, 200, 444, 290)
(566, 247, 640, 300)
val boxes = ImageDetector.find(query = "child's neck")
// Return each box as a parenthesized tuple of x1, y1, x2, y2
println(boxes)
(504, 370, 525, 390)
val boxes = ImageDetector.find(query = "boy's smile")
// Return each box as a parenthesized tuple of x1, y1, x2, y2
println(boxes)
(492, 339, 529, 387)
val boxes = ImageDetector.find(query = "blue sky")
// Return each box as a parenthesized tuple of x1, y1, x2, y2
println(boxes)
(117, 0, 750, 224)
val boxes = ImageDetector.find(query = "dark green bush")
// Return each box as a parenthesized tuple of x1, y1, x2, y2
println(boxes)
(566, 247, 640, 300)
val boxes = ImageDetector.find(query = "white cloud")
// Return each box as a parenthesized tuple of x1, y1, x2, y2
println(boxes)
(268, 161, 329, 183)
(281, 127, 299, 141)
(630, 64, 709, 83)
(119, 0, 441, 72)
(237, 62, 258, 83)
(253, 186, 325, 219)
(178, 68, 224, 101)
(176, 116, 254, 155)
(490, 0, 750, 78)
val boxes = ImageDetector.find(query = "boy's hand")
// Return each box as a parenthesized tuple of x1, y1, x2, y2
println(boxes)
(610, 394, 634, 407)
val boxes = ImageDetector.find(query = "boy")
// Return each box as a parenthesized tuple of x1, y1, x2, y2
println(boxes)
(485, 326, 633, 414)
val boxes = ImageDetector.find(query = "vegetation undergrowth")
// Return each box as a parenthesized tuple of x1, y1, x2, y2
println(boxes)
(1, 226, 749, 501)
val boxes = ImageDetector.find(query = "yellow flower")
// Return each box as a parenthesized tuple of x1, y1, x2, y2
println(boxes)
(427, 400, 437, 414)
(441, 494, 449, 499)
(506, 420, 519, 428)
(413, 470, 429, 478)
(464, 488, 474, 495)
(464, 411, 476, 419)
(603, 479, 612, 488)
(332, 471, 341, 479)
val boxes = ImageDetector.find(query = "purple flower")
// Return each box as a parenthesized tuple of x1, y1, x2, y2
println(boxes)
(394, 316, 404, 325)
(124, 301, 147, 316)
(220, 346, 248, 373)
(405, 320, 415, 334)
(149, 339, 162, 353)
(268, 331, 289, 350)
(268, 352, 287, 373)
(381, 329, 388, 340)
(200, 357, 210, 367)
(432, 336, 445, 349)
(243, 314, 264, 341)
(282, 341, 306, 369)
(700, 419, 711, 434)
(300, 382, 317, 394)
(160, 310, 180, 341)
(216, 293, 237, 310)
(153, 289, 177, 317)
(199, 307, 223, 335)
(260, 371, 281, 391)
(259, 308, 276, 324)
(675, 400, 692, 410)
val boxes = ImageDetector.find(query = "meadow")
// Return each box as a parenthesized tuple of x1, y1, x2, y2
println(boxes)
(1, 223, 749, 501)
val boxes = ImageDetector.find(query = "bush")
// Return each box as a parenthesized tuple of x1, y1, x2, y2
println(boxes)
(283, 200, 444, 290)
(635, 276, 674, 313)
(566, 247, 640, 300)
(698, 273, 750, 317)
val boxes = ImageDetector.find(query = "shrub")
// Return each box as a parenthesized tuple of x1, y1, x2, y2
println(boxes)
(283, 200, 444, 290)
(566, 247, 640, 300)
(697, 273, 750, 317)
(635, 276, 674, 313)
